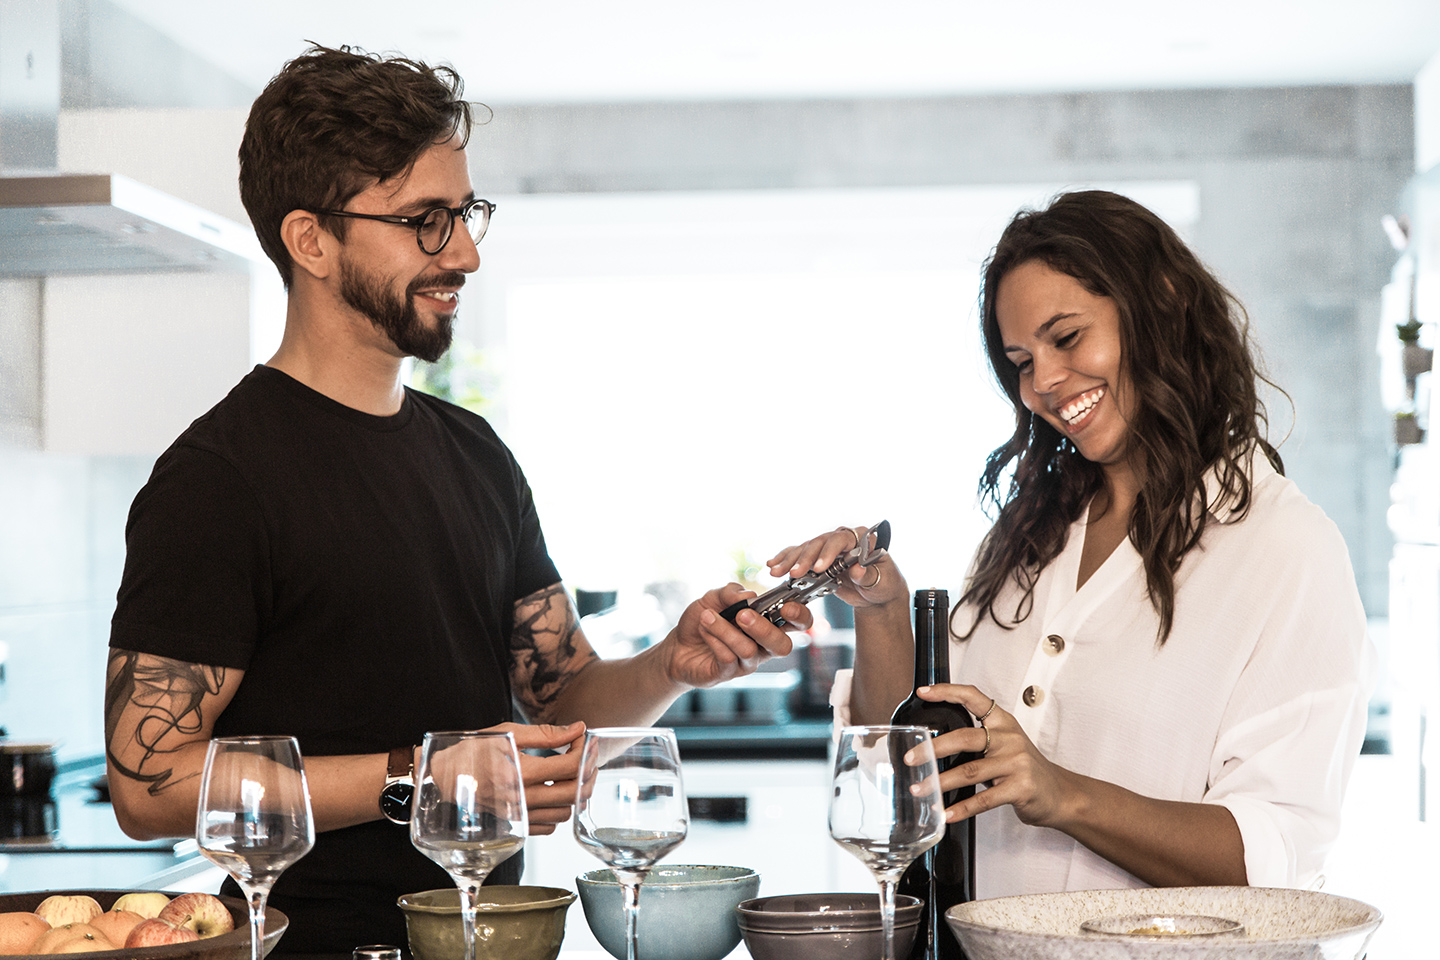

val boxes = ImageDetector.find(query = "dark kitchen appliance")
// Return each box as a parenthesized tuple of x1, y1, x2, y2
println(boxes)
(0, 740, 59, 841)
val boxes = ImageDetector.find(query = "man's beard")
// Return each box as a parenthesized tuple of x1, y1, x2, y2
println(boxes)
(339, 257, 463, 363)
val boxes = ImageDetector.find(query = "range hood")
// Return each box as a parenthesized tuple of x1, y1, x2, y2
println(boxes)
(0, 172, 263, 276)
(0, 0, 261, 277)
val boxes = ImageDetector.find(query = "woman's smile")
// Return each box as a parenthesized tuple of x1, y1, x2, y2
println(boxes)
(996, 260, 1134, 471)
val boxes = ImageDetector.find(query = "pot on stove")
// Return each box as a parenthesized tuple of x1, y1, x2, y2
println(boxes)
(0, 740, 59, 842)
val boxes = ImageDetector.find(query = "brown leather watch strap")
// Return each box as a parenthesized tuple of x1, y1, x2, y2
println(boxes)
(387, 746, 413, 779)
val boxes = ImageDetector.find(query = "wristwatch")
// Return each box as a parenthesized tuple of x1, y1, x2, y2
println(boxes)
(379, 746, 415, 824)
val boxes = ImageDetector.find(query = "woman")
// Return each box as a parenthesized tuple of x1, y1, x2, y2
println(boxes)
(772, 190, 1374, 897)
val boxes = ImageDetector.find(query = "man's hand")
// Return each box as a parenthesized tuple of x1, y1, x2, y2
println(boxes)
(660, 584, 809, 688)
(485, 721, 586, 835)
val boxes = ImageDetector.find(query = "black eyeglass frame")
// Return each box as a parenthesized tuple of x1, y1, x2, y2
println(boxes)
(312, 198, 496, 254)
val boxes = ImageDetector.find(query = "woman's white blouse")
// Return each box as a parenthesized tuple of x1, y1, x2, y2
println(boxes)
(833, 453, 1376, 897)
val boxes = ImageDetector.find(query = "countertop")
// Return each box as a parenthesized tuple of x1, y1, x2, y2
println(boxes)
(0, 757, 193, 892)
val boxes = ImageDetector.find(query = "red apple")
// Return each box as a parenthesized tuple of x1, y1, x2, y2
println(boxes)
(0, 911, 50, 955)
(124, 918, 200, 949)
(88, 910, 144, 949)
(156, 893, 235, 939)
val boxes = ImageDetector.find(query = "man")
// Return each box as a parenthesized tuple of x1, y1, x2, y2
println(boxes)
(103, 45, 802, 955)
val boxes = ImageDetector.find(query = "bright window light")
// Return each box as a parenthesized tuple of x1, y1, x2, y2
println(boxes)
(470, 182, 1199, 612)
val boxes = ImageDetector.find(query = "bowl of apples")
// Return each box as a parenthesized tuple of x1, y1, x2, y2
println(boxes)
(0, 889, 287, 959)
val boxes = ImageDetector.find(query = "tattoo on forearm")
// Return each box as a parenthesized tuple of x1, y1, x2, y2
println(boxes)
(511, 584, 598, 716)
(104, 650, 224, 796)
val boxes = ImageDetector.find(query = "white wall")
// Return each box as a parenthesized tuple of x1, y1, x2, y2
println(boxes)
(1417, 47, 1440, 173)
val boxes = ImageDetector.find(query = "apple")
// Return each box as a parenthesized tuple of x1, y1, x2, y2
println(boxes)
(30, 923, 112, 955)
(124, 918, 200, 949)
(33, 898, 102, 929)
(88, 910, 144, 948)
(109, 892, 171, 920)
(157, 892, 235, 939)
(0, 911, 51, 955)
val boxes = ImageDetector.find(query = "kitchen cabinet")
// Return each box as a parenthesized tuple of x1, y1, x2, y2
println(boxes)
(0, 269, 256, 454)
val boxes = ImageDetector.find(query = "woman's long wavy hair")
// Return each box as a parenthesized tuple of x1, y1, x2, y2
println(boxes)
(958, 190, 1284, 643)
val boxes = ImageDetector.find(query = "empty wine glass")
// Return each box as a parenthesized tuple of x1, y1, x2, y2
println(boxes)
(574, 728, 688, 960)
(410, 730, 528, 960)
(196, 735, 315, 960)
(830, 725, 946, 960)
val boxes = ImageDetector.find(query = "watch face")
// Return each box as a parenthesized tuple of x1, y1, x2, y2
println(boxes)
(380, 781, 414, 824)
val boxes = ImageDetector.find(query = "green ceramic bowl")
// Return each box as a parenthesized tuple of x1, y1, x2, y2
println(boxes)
(576, 865, 761, 960)
(397, 887, 576, 960)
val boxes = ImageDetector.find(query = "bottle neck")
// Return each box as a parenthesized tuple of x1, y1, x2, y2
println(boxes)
(913, 589, 951, 689)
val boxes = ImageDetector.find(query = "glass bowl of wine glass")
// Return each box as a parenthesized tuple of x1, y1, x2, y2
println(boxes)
(575, 865, 759, 960)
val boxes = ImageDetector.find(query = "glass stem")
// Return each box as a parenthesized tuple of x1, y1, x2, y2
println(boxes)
(459, 882, 480, 960)
(245, 889, 267, 960)
(878, 875, 899, 960)
(621, 876, 641, 960)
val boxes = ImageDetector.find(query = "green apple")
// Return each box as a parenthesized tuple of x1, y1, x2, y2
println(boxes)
(109, 892, 170, 920)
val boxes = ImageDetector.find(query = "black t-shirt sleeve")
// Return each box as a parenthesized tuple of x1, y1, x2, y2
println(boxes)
(506, 450, 561, 603)
(109, 444, 269, 670)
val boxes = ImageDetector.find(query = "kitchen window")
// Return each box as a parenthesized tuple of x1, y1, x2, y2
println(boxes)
(465, 182, 1199, 606)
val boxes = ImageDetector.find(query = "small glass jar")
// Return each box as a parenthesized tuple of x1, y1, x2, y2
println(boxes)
(353, 946, 402, 960)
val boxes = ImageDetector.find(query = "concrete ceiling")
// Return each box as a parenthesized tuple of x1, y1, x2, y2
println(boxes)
(109, 0, 1440, 104)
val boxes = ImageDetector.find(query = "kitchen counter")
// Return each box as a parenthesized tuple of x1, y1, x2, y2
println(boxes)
(0, 757, 194, 892)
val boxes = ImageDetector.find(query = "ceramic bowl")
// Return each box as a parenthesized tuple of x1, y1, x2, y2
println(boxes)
(945, 886, 1382, 960)
(735, 892, 923, 960)
(1078, 913, 1244, 937)
(576, 864, 760, 960)
(0, 889, 287, 960)
(397, 886, 576, 960)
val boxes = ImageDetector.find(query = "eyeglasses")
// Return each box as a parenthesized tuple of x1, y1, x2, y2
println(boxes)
(313, 198, 496, 255)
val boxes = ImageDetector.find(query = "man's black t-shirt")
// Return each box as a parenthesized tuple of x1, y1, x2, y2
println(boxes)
(110, 365, 560, 953)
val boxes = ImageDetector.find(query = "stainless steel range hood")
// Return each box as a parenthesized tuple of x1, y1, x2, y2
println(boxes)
(0, 0, 261, 276)
(0, 172, 263, 275)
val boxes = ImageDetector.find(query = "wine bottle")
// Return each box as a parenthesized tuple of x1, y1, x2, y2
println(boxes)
(893, 589, 976, 960)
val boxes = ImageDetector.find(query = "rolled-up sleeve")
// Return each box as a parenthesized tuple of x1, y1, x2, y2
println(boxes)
(1207, 683, 1371, 887)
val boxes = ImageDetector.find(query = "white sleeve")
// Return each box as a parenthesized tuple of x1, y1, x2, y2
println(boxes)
(1202, 511, 1377, 888)
(1208, 683, 1371, 887)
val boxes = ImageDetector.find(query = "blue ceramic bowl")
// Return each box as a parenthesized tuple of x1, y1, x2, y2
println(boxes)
(576, 864, 760, 960)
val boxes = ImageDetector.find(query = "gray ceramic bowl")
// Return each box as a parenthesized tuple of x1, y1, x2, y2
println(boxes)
(945, 887, 1382, 960)
(397, 887, 576, 960)
(735, 892, 922, 960)
(576, 865, 760, 960)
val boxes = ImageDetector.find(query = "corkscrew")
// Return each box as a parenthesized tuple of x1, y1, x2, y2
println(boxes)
(720, 520, 891, 627)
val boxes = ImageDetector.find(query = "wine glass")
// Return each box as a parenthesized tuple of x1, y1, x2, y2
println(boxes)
(410, 730, 529, 960)
(196, 736, 315, 960)
(574, 728, 688, 960)
(830, 725, 946, 960)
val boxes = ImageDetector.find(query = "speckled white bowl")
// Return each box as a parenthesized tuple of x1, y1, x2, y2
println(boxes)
(945, 887, 1382, 960)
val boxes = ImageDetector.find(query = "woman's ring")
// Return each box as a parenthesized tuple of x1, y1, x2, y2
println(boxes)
(837, 526, 860, 551)
(978, 698, 997, 723)
(982, 726, 992, 757)
(861, 564, 882, 588)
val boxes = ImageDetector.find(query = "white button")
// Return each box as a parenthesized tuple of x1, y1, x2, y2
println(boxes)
(1023, 685, 1044, 707)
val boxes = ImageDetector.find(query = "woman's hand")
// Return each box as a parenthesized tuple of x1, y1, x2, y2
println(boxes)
(765, 524, 904, 610)
(904, 683, 1248, 887)
(908, 683, 1077, 829)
